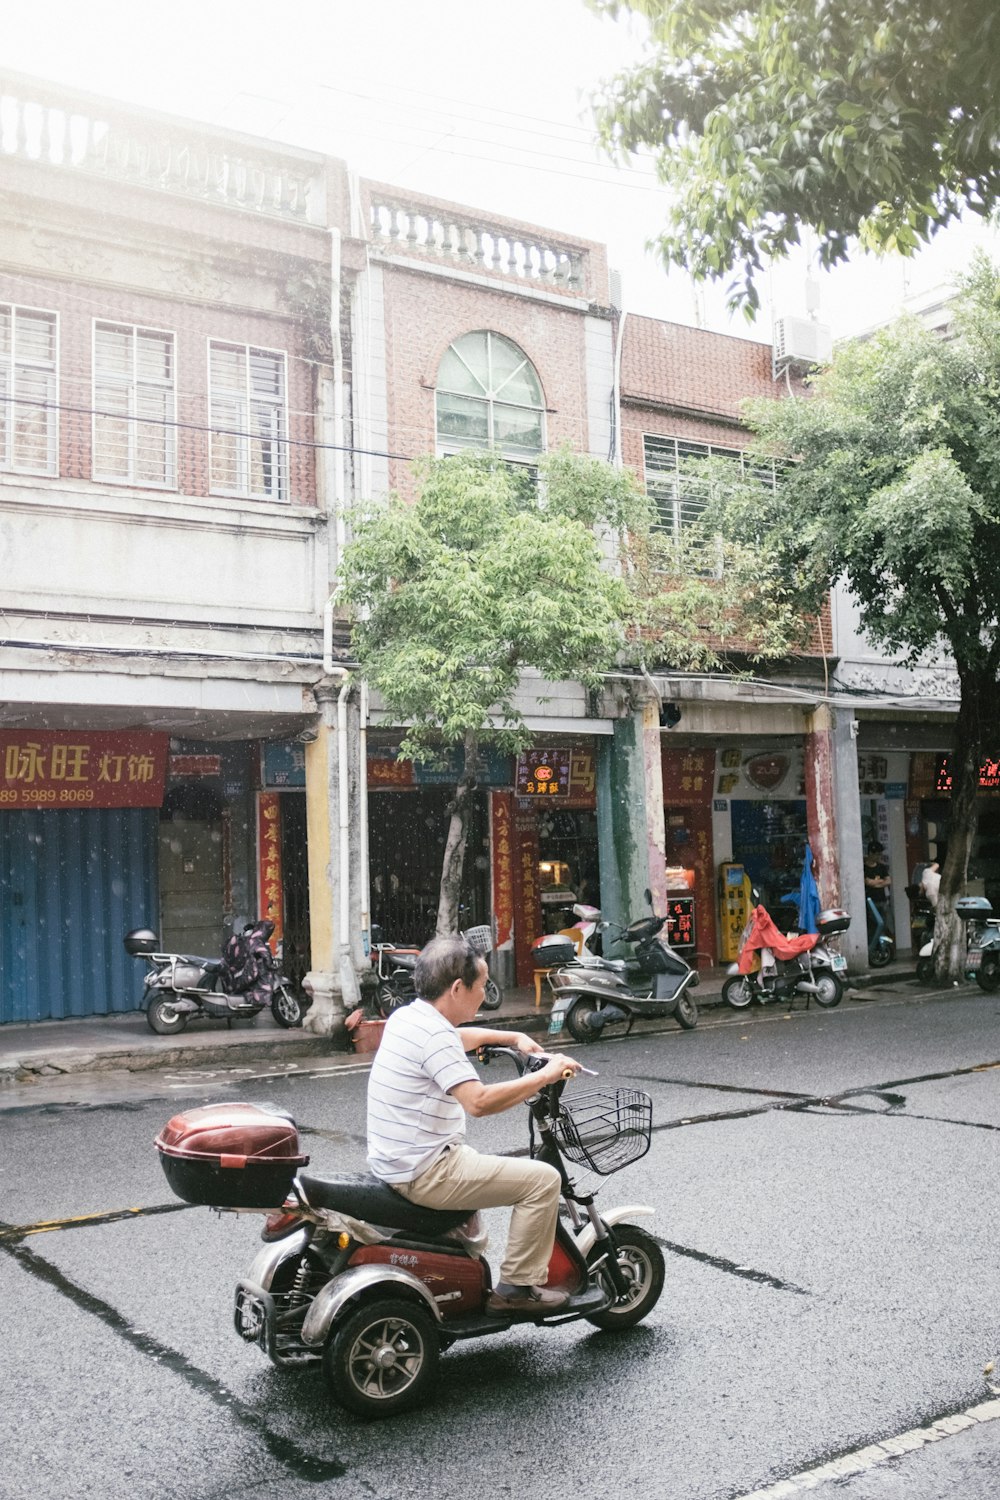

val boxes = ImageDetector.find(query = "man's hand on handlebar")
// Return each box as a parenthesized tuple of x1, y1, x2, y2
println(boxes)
(532, 1052, 583, 1084)
(507, 1031, 544, 1055)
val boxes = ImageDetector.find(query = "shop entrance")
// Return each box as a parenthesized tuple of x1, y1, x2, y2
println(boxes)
(159, 783, 223, 956)
(730, 799, 809, 919)
(368, 786, 490, 946)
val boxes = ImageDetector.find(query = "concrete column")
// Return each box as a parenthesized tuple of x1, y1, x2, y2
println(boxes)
(805, 704, 867, 968)
(302, 683, 365, 1038)
(596, 701, 665, 948)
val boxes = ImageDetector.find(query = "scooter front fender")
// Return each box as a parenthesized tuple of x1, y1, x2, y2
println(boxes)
(573, 1205, 655, 1260)
(301, 1265, 443, 1348)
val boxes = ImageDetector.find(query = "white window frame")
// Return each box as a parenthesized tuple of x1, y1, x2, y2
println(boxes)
(92, 321, 177, 490)
(0, 303, 59, 478)
(435, 330, 546, 467)
(642, 433, 776, 535)
(208, 340, 289, 503)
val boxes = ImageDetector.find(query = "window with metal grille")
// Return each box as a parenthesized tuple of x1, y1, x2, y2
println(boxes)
(209, 342, 287, 502)
(0, 305, 57, 477)
(94, 323, 176, 487)
(436, 331, 545, 465)
(643, 435, 761, 536)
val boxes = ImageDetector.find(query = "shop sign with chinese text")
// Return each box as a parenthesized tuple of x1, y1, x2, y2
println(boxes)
(0, 730, 168, 809)
(515, 748, 571, 797)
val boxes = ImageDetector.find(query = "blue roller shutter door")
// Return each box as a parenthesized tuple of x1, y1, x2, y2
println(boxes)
(0, 807, 159, 1024)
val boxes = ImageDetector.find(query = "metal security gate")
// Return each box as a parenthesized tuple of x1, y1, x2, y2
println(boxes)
(0, 807, 158, 1024)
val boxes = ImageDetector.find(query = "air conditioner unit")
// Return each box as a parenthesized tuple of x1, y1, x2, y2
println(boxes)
(772, 316, 832, 374)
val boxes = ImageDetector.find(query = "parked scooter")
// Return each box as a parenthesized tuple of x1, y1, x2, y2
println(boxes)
(866, 897, 895, 968)
(544, 900, 699, 1042)
(125, 919, 304, 1035)
(722, 898, 850, 1008)
(154, 1046, 664, 1417)
(369, 922, 503, 1015)
(915, 895, 1000, 989)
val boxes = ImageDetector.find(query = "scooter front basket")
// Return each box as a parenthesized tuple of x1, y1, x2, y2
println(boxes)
(553, 1089, 652, 1175)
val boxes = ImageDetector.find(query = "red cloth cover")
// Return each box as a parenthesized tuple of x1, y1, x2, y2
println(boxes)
(737, 906, 819, 974)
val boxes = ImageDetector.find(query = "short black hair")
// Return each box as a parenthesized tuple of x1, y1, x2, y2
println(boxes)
(415, 936, 486, 1001)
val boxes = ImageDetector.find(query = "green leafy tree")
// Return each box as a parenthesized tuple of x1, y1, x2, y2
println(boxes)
(588, 0, 1000, 312)
(338, 450, 639, 935)
(339, 447, 808, 936)
(693, 257, 1000, 976)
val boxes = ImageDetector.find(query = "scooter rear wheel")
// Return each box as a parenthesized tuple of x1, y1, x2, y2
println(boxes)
(565, 996, 626, 1043)
(585, 1224, 665, 1330)
(146, 993, 188, 1035)
(324, 1296, 439, 1417)
(812, 972, 844, 1007)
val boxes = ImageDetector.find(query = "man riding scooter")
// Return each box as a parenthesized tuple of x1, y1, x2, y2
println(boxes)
(367, 935, 582, 1318)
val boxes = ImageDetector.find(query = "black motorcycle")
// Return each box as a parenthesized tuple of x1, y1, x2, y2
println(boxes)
(369, 922, 503, 1016)
(125, 919, 304, 1035)
(544, 908, 699, 1043)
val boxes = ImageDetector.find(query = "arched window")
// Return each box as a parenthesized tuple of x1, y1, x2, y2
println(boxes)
(435, 331, 545, 460)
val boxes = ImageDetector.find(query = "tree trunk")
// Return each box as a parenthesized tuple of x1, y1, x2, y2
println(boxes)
(435, 731, 479, 937)
(933, 670, 985, 980)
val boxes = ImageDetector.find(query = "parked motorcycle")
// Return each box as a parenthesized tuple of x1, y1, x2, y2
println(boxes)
(915, 895, 1000, 989)
(124, 919, 304, 1035)
(154, 1046, 664, 1417)
(544, 902, 699, 1042)
(722, 900, 850, 1009)
(369, 922, 503, 1016)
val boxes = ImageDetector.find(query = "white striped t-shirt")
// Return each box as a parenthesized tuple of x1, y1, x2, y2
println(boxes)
(367, 1000, 478, 1183)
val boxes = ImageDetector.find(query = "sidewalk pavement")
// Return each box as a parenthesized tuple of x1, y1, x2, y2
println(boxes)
(0, 959, 918, 1087)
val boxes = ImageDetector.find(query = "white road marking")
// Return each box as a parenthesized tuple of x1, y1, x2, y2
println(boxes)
(733, 1398, 1000, 1498)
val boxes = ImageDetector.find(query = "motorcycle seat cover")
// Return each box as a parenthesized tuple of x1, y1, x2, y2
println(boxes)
(298, 1171, 476, 1234)
(179, 956, 224, 972)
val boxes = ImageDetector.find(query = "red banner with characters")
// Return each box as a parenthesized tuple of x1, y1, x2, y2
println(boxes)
(0, 730, 168, 810)
(491, 793, 515, 948)
(512, 811, 542, 987)
(257, 792, 284, 951)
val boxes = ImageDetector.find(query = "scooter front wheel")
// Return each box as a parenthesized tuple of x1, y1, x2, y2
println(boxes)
(722, 975, 754, 1009)
(674, 992, 698, 1029)
(586, 1224, 665, 1330)
(976, 956, 1000, 993)
(324, 1296, 439, 1417)
(146, 993, 188, 1035)
(271, 984, 303, 1028)
(480, 977, 503, 1012)
(868, 938, 894, 968)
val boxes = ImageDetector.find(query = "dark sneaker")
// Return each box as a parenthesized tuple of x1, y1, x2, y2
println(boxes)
(485, 1284, 569, 1318)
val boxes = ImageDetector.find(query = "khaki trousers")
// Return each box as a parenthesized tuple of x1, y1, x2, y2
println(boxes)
(394, 1143, 561, 1287)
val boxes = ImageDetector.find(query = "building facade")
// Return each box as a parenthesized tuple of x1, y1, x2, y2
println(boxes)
(1, 69, 956, 1029)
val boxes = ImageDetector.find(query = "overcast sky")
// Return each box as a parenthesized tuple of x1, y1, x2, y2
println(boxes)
(6, 0, 999, 344)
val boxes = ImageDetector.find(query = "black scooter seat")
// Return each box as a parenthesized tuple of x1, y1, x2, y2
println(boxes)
(298, 1171, 476, 1235)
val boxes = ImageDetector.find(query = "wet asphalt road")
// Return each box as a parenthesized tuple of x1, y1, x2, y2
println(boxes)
(2, 988, 1000, 1500)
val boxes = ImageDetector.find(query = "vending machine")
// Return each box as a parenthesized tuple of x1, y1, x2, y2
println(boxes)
(719, 862, 752, 961)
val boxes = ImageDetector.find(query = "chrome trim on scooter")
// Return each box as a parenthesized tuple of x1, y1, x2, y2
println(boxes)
(574, 1205, 654, 1259)
(245, 1228, 310, 1292)
(300, 1265, 443, 1347)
